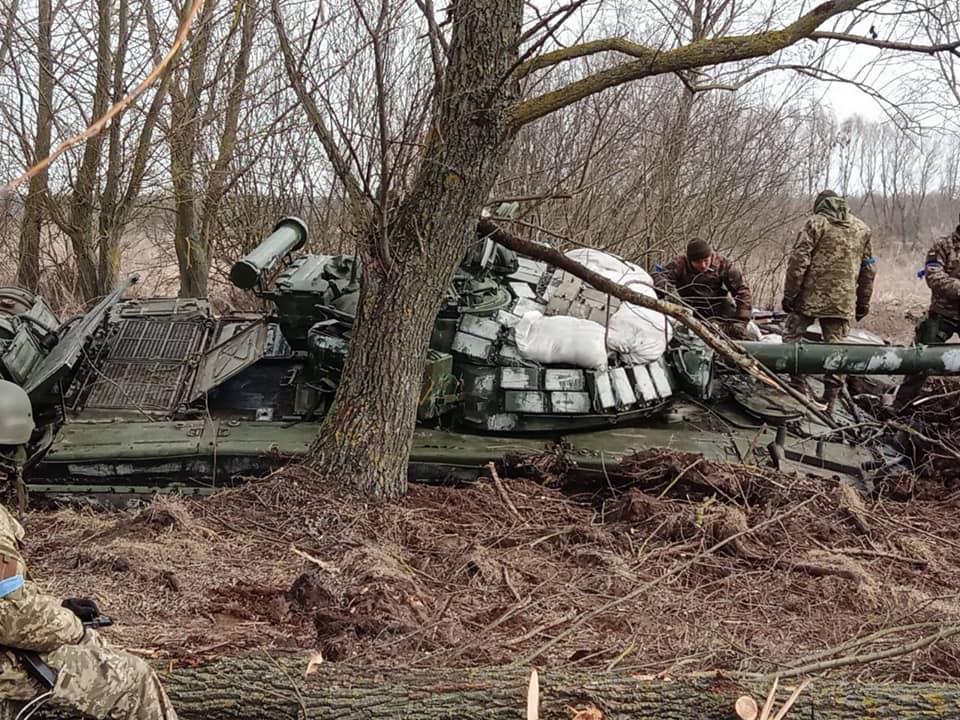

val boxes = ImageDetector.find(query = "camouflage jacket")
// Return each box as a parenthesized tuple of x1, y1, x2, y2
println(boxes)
(924, 228, 960, 322)
(653, 252, 752, 320)
(0, 505, 84, 652)
(783, 204, 875, 320)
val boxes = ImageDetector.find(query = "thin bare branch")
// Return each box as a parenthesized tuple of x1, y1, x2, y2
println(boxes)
(809, 30, 960, 55)
(270, 0, 370, 221)
(508, 0, 869, 130)
(0, 0, 205, 199)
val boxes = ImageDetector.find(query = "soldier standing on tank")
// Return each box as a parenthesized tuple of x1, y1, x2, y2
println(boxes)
(653, 238, 759, 340)
(781, 190, 876, 411)
(0, 380, 179, 720)
(895, 214, 960, 408)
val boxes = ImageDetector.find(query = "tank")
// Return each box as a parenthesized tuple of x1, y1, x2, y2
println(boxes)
(2, 217, 954, 499)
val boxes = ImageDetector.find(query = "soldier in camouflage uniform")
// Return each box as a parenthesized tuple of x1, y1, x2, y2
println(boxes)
(0, 382, 178, 720)
(895, 215, 960, 408)
(654, 238, 759, 340)
(782, 190, 876, 411)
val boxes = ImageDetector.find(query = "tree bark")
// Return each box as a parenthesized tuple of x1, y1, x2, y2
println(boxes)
(95, 0, 129, 298)
(64, 0, 112, 302)
(196, 0, 256, 269)
(16, 0, 52, 292)
(168, 0, 217, 299)
(35, 659, 960, 719)
(303, 0, 523, 499)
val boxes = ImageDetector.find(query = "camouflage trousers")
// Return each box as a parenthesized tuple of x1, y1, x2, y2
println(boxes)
(782, 312, 851, 390)
(0, 631, 178, 720)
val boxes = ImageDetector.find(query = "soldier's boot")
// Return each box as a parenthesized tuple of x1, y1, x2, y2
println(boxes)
(819, 384, 842, 414)
(788, 375, 827, 411)
(894, 375, 925, 411)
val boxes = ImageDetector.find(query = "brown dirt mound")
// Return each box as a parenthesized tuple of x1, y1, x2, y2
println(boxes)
(23, 444, 960, 681)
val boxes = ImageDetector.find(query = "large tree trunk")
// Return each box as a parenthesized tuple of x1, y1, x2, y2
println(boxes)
(16, 0, 52, 292)
(34, 659, 960, 719)
(306, 0, 523, 499)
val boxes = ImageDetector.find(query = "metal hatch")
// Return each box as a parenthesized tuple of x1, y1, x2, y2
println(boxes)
(187, 321, 268, 403)
(25, 276, 137, 400)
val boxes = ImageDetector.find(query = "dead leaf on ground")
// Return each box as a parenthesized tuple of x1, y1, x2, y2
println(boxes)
(304, 651, 324, 677)
(567, 703, 603, 720)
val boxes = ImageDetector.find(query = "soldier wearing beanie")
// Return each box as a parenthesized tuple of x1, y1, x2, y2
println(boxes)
(653, 237, 757, 340)
(782, 189, 876, 412)
(895, 211, 960, 408)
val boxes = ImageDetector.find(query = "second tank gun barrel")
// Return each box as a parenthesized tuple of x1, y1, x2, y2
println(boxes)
(229, 216, 308, 290)
(738, 341, 960, 376)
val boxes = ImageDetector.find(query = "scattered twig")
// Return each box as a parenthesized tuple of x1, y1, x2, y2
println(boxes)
(488, 462, 523, 521)
(749, 626, 960, 681)
(0, 0, 206, 199)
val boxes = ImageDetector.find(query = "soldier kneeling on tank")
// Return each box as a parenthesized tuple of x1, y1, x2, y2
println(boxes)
(653, 238, 760, 341)
(895, 214, 960, 409)
(0, 380, 179, 720)
(781, 190, 876, 413)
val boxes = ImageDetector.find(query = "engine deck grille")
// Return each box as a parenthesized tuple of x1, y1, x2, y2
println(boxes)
(80, 318, 206, 412)
(110, 319, 203, 360)
(84, 360, 192, 410)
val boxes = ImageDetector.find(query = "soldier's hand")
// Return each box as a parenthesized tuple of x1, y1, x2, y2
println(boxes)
(855, 307, 869, 321)
(62, 597, 101, 622)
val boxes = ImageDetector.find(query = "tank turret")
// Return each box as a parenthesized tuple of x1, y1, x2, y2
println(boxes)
(229, 216, 359, 351)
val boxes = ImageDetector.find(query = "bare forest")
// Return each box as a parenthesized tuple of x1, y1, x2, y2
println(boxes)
(4, 0, 960, 716)
(0, 0, 958, 313)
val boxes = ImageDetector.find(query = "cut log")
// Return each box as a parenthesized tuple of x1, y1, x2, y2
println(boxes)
(33, 658, 960, 719)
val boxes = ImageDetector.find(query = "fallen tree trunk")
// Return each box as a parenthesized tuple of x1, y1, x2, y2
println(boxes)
(37, 657, 960, 719)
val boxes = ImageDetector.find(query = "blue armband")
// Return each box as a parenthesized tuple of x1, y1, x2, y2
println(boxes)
(654, 263, 663, 272)
(0, 574, 24, 598)
(917, 268, 926, 279)
(861, 256, 876, 268)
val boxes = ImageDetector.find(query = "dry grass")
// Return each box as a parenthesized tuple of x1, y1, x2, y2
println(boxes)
(21, 445, 960, 681)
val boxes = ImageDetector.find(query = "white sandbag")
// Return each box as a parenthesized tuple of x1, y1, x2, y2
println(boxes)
(514, 311, 608, 369)
(563, 248, 671, 363)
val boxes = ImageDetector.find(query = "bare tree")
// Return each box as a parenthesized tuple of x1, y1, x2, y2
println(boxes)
(15, 0, 51, 292)
(266, 0, 960, 499)
(166, 0, 258, 298)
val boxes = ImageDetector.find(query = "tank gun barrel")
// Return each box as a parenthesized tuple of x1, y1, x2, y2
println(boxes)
(738, 342, 960, 376)
(229, 216, 308, 290)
